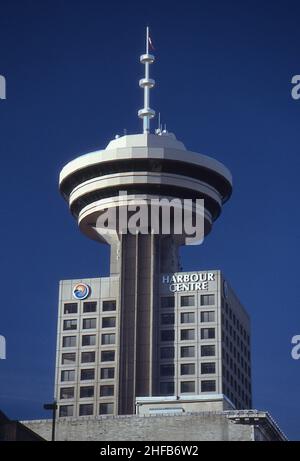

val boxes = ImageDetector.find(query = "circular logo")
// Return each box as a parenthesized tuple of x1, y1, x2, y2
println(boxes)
(73, 283, 90, 300)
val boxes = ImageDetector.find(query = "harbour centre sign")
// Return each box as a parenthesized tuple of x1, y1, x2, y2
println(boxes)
(162, 272, 216, 292)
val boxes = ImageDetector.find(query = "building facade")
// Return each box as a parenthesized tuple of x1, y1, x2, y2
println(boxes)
(54, 270, 251, 419)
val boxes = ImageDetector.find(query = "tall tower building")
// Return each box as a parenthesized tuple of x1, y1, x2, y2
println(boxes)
(54, 29, 252, 419)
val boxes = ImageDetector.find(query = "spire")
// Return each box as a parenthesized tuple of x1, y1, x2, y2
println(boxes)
(138, 26, 156, 133)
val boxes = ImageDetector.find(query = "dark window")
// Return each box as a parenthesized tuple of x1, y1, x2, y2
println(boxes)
(61, 353, 76, 364)
(100, 385, 114, 397)
(60, 387, 74, 399)
(101, 334, 115, 345)
(62, 336, 76, 348)
(180, 312, 195, 323)
(180, 363, 195, 375)
(200, 294, 215, 306)
(80, 386, 94, 398)
(82, 335, 96, 346)
(100, 367, 115, 379)
(160, 364, 175, 377)
(101, 351, 115, 362)
(181, 346, 195, 358)
(82, 318, 96, 329)
(161, 313, 175, 325)
(161, 330, 175, 341)
(180, 295, 195, 307)
(201, 311, 215, 322)
(180, 329, 195, 341)
(201, 328, 215, 339)
(102, 300, 116, 312)
(80, 369, 95, 381)
(61, 370, 75, 382)
(59, 405, 73, 417)
(201, 380, 216, 392)
(83, 302, 97, 313)
(201, 362, 216, 374)
(79, 404, 93, 416)
(160, 347, 175, 359)
(160, 382, 174, 395)
(64, 303, 77, 314)
(99, 403, 114, 415)
(102, 317, 116, 328)
(161, 296, 175, 308)
(180, 381, 195, 393)
(81, 351, 95, 363)
(201, 345, 216, 357)
(63, 319, 77, 331)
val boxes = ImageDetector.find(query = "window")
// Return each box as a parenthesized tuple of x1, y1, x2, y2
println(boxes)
(160, 382, 174, 395)
(82, 318, 96, 329)
(100, 385, 114, 397)
(161, 313, 175, 325)
(59, 405, 73, 417)
(82, 335, 96, 346)
(201, 311, 215, 322)
(161, 296, 175, 308)
(99, 403, 114, 415)
(102, 300, 116, 312)
(161, 330, 175, 342)
(180, 381, 195, 393)
(79, 404, 93, 416)
(201, 328, 215, 339)
(101, 334, 115, 345)
(160, 364, 175, 377)
(180, 295, 194, 307)
(60, 387, 74, 399)
(180, 329, 195, 341)
(83, 301, 97, 313)
(201, 362, 216, 374)
(63, 319, 77, 331)
(200, 294, 215, 306)
(160, 347, 174, 359)
(62, 336, 76, 348)
(61, 353, 76, 365)
(180, 312, 195, 324)
(181, 346, 195, 358)
(102, 317, 116, 328)
(101, 351, 115, 362)
(81, 351, 95, 363)
(180, 363, 195, 375)
(201, 380, 216, 392)
(64, 303, 77, 314)
(80, 369, 95, 381)
(80, 386, 94, 398)
(101, 367, 115, 379)
(61, 370, 75, 382)
(201, 345, 216, 357)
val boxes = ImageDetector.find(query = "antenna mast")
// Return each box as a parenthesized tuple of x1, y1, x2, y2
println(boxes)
(138, 27, 156, 133)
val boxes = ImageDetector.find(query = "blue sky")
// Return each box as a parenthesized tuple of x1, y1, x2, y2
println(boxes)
(0, 0, 299, 440)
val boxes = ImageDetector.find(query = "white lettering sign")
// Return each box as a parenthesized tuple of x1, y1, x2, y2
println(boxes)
(162, 272, 215, 292)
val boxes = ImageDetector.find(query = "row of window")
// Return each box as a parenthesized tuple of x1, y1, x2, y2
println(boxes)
(60, 365, 114, 380)
(161, 294, 215, 309)
(160, 344, 216, 359)
(161, 311, 215, 325)
(160, 328, 215, 342)
(63, 317, 116, 331)
(59, 402, 114, 417)
(63, 300, 116, 315)
(222, 300, 250, 344)
(61, 351, 115, 374)
(160, 362, 216, 377)
(159, 380, 216, 395)
(62, 335, 116, 348)
(60, 384, 114, 399)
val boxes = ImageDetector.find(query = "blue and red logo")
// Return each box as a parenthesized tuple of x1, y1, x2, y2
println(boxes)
(72, 283, 90, 300)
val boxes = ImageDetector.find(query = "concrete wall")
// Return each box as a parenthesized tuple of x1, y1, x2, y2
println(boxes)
(23, 413, 253, 441)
